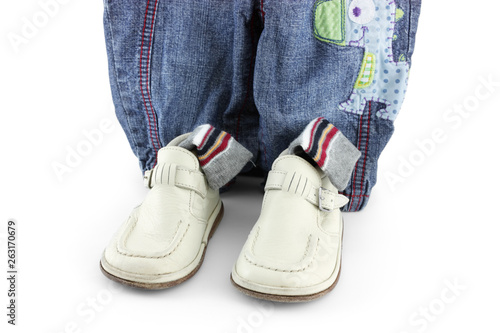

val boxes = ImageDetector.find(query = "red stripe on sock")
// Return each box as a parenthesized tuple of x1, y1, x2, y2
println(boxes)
(306, 117, 323, 153)
(316, 126, 339, 168)
(200, 133, 231, 167)
(198, 126, 214, 149)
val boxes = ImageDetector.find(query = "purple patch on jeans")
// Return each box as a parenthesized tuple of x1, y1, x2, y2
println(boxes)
(353, 7, 361, 17)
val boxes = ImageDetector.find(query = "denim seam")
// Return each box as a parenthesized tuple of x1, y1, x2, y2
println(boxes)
(253, 2, 269, 167)
(104, 4, 139, 157)
(260, 0, 265, 24)
(342, 193, 370, 198)
(259, 125, 269, 167)
(347, 101, 372, 211)
(235, 12, 257, 141)
(407, 0, 414, 58)
(354, 101, 372, 211)
(348, 107, 364, 211)
(139, 0, 162, 166)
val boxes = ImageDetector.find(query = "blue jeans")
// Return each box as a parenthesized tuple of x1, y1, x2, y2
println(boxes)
(103, 0, 421, 211)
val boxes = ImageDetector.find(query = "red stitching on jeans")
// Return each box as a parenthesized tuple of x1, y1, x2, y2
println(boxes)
(139, 0, 160, 165)
(354, 101, 372, 212)
(260, 0, 266, 24)
(139, 0, 155, 150)
(349, 108, 364, 211)
(146, 0, 162, 151)
(260, 128, 268, 167)
(235, 13, 256, 141)
(340, 192, 370, 198)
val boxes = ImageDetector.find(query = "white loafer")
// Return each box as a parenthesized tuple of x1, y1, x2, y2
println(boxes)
(231, 152, 349, 302)
(100, 135, 223, 289)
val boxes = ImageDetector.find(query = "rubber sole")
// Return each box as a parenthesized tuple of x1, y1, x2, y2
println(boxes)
(231, 218, 344, 303)
(100, 203, 224, 290)
(230, 264, 341, 303)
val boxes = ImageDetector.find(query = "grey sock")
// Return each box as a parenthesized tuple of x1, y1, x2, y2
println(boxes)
(179, 124, 253, 190)
(288, 117, 361, 191)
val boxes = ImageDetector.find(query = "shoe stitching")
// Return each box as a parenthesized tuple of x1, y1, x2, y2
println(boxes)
(102, 252, 196, 277)
(176, 181, 203, 193)
(244, 237, 320, 273)
(273, 156, 319, 176)
(117, 222, 190, 259)
(251, 226, 260, 254)
(121, 212, 141, 249)
(300, 235, 312, 261)
(119, 218, 181, 256)
(157, 146, 199, 168)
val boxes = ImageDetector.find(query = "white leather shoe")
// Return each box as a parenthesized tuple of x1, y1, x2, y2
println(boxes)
(231, 152, 349, 302)
(100, 134, 223, 289)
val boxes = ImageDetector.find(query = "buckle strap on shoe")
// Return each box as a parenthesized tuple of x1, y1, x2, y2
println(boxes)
(143, 163, 208, 198)
(265, 171, 349, 211)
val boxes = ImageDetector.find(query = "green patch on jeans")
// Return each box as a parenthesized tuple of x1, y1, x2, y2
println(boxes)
(313, 0, 346, 46)
(354, 52, 375, 89)
(395, 8, 405, 22)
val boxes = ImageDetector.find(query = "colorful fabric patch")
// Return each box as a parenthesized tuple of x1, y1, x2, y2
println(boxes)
(314, 0, 411, 121)
(313, 0, 346, 46)
(348, 0, 376, 24)
(395, 8, 404, 22)
(354, 52, 375, 88)
(179, 124, 253, 189)
(288, 117, 361, 191)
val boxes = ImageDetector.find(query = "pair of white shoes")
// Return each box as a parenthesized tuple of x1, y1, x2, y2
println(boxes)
(100, 134, 349, 302)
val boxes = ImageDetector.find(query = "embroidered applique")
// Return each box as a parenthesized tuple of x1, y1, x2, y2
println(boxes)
(395, 7, 404, 22)
(354, 52, 375, 88)
(313, 0, 410, 121)
(313, 0, 346, 46)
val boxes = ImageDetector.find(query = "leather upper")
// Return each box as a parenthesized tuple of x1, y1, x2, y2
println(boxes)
(102, 145, 221, 281)
(232, 153, 346, 294)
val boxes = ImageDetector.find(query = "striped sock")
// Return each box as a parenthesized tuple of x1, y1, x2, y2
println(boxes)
(179, 124, 253, 190)
(288, 117, 361, 191)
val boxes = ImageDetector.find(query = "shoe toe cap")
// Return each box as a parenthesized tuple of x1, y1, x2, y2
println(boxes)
(232, 243, 340, 294)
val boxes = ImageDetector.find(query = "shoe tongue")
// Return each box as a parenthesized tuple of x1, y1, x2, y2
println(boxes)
(156, 146, 200, 170)
(272, 155, 322, 185)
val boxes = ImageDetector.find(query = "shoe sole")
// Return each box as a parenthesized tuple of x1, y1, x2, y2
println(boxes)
(230, 219, 343, 303)
(100, 202, 224, 290)
(230, 264, 341, 303)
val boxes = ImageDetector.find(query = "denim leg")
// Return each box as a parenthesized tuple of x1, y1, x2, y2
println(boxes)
(103, 0, 261, 172)
(253, 0, 421, 211)
(104, 0, 161, 172)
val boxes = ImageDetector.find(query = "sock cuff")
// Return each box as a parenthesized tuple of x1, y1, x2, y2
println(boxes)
(288, 117, 361, 191)
(179, 124, 253, 189)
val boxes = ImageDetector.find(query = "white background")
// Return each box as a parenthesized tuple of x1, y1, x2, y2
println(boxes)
(1, 1, 499, 332)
